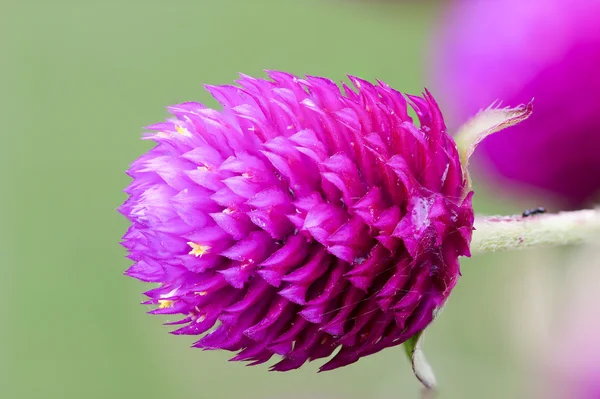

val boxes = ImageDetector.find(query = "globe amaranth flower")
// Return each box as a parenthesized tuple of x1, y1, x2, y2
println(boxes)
(431, 0, 600, 208)
(120, 71, 474, 371)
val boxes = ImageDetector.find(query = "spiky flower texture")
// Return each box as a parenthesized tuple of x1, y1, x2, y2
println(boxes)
(120, 72, 474, 371)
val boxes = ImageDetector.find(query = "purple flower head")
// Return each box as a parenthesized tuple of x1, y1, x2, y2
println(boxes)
(431, 0, 600, 207)
(120, 71, 474, 371)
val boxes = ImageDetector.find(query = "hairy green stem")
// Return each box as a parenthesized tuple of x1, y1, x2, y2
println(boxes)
(471, 209, 600, 255)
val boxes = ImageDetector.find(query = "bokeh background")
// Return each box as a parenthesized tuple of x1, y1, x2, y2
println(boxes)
(4, 1, 548, 398)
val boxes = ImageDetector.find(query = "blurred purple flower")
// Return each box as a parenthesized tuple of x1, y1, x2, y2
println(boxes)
(431, 0, 600, 207)
(120, 71, 474, 371)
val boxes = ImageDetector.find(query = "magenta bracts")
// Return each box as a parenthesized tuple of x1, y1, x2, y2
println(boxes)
(120, 72, 474, 371)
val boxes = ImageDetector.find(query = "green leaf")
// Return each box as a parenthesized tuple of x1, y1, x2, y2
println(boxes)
(404, 330, 437, 396)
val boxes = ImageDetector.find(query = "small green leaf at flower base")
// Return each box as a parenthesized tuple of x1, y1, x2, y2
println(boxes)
(404, 330, 437, 397)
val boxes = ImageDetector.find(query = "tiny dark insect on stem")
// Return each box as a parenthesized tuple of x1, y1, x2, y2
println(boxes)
(522, 207, 547, 217)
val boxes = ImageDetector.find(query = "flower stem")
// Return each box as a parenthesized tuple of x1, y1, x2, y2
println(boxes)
(471, 209, 600, 255)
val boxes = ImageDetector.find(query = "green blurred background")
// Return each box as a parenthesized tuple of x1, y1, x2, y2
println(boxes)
(4, 1, 532, 398)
